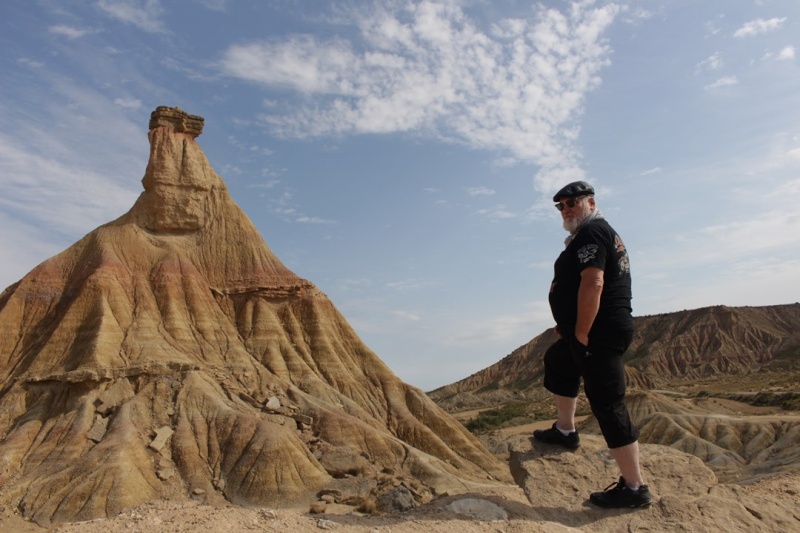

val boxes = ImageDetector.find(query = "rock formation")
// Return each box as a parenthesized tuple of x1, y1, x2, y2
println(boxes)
(510, 434, 800, 532)
(0, 107, 510, 526)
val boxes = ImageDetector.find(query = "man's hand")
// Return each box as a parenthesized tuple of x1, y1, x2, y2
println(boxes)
(570, 336, 590, 359)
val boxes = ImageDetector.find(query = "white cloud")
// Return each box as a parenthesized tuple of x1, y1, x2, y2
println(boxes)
(639, 209, 799, 270)
(733, 17, 786, 38)
(49, 25, 92, 39)
(114, 97, 142, 109)
(97, 0, 166, 33)
(190, 0, 229, 11)
(637, 257, 800, 316)
(467, 186, 495, 196)
(295, 216, 336, 224)
(705, 16, 724, 37)
(17, 58, 44, 69)
(386, 278, 433, 291)
(633, 203, 800, 315)
(777, 46, 796, 61)
(442, 301, 552, 347)
(268, 188, 335, 225)
(219, 1, 621, 194)
(640, 166, 664, 176)
(705, 76, 738, 90)
(0, 139, 138, 239)
(622, 7, 657, 25)
(392, 310, 421, 321)
(221, 36, 357, 94)
(695, 52, 723, 74)
(476, 204, 517, 220)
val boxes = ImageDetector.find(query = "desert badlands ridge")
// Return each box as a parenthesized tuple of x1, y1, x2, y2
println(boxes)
(0, 107, 798, 532)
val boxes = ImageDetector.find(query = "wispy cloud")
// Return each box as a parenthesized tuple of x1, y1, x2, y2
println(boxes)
(0, 139, 138, 239)
(386, 278, 433, 291)
(633, 197, 800, 314)
(219, 1, 621, 194)
(97, 0, 166, 33)
(621, 7, 657, 25)
(705, 76, 738, 90)
(695, 52, 723, 74)
(391, 310, 421, 321)
(190, 0, 230, 12)
(637, 256, 800, 316)
(467, 186, 495, 197)
(114, 97, 142, 109)
(640, 167, 664, 176)
(443, 301, 552, 347)
(476, 204, 517, 220)
(17, 58, 44, 69)
(270, 194, 336, 224)
(295, 216, 336, 224)
(733, 17, 787, 38)
(640, 209, 799, 270)
(777, 45, 796, 60)
(49, 25, 92, 39)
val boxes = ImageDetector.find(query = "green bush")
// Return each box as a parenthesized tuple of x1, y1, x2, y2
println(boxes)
(465, 403, 531, 434)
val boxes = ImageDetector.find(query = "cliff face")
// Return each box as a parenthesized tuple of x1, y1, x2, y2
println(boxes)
(429, 303, 800, 410)
(0, 107, 509, 526)
(627, 304, 800, 377)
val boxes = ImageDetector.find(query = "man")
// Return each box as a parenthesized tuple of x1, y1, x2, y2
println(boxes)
(533, 180, 652, 509)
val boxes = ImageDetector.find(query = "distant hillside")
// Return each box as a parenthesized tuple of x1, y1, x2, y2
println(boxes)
(429, 303, 800, 411)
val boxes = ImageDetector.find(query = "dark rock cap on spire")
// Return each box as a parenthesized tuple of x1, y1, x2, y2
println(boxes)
(149, 106, 204, 138)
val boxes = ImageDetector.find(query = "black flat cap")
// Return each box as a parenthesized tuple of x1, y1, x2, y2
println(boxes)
(553, 181, 595, 202)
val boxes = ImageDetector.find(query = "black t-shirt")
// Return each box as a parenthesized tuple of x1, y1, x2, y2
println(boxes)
(548, 218, 633, 338)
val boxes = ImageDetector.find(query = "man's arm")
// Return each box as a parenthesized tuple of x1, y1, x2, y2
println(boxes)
(575, 266, 604, 345)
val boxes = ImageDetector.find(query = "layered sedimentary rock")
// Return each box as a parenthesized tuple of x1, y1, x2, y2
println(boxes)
(0, 107, 509, 525)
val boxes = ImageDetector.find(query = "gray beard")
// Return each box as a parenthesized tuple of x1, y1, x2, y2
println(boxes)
(563, 208, 604, 246)
(562, 217, 581, 233)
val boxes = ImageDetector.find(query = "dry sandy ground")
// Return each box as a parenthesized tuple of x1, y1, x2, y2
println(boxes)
(3, 469, 796, 533)
(1, 485, 546, 533)
(3, 402, 799, 533)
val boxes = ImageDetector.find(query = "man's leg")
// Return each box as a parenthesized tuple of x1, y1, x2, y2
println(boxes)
(537, 340, 582, 449)
(591, 439, 652, 508)
(555, 394, 577, 432)
(609, 441, 645, 488)
(582, 332, 646, 487)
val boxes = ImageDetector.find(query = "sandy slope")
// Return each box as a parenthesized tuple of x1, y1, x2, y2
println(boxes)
(3, 429, 798, 533)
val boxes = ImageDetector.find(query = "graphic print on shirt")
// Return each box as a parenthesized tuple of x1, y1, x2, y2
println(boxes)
(615, 234, 630, 274)
(577, 244, 599, 264)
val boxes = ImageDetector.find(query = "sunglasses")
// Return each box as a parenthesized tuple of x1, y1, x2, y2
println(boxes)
(554, 196, 587, 211)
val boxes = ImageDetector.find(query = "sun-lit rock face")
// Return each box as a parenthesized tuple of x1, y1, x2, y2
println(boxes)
(0, 107, 510, 526)
(135, 108, 215, 233)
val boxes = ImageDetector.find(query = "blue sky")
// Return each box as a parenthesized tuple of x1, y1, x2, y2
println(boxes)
(1, 1, 799, 391)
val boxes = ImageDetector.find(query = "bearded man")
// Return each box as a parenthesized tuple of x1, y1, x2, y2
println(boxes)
(533, 180, 653, 509)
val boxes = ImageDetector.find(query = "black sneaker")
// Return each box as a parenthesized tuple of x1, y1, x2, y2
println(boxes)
(590, 477, 653, 509)
(532, 422, 580, 449)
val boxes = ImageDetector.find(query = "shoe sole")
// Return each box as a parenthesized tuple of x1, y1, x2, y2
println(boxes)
(589, 498, 652, 509)
(532, 434, 581, 450)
